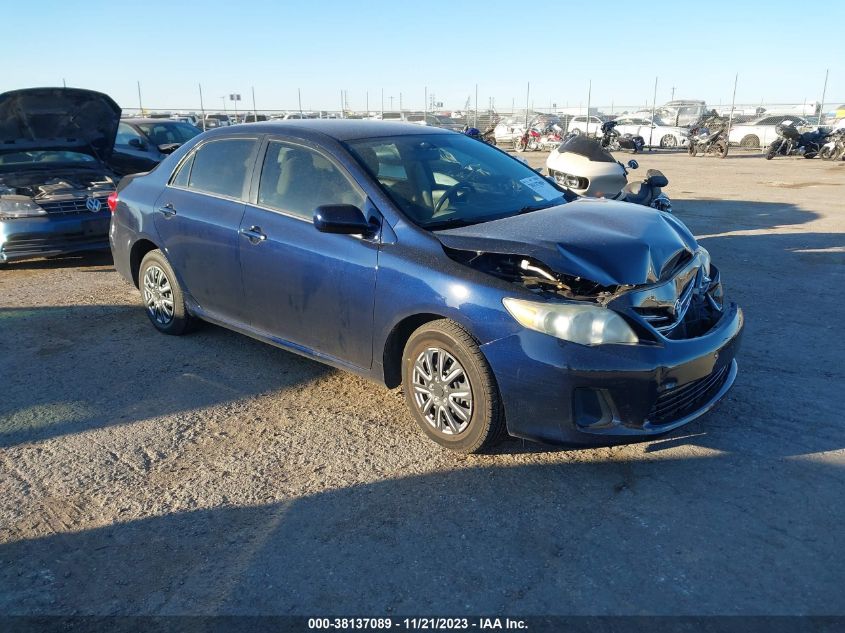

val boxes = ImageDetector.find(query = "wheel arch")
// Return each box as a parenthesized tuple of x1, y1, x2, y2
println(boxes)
(382, 312, 458, 388)
(129, 238, 160, 288)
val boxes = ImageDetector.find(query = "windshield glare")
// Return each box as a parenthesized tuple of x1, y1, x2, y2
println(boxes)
(346, 133, 568, 229)
(0, 151, 97, 166)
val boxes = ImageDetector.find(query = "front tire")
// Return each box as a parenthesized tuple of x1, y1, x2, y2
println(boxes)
(402, 320, 505, 453)
(514, 137, 526, 152)
(688, 142, 697, 156)
(139, 249, 193, 335)
(715, 139, 729, 158)
(765, 141, 780, 160)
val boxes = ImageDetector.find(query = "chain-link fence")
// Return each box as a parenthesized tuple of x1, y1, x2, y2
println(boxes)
(120, 95, 843, 151)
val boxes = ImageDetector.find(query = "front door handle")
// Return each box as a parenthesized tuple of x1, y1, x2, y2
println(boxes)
(157, 203, 177, 217)
(240, 225, 267, 244)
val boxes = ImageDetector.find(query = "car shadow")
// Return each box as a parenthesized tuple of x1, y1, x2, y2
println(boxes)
(0, 303, 333, 448)
(0, 250, 113, 270)
(1, 456, 843, 615)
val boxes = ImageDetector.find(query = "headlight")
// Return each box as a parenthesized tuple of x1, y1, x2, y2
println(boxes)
(503, 297, 638, 346)
(698, 247, 711, 277)
(0, 196, 46, 218)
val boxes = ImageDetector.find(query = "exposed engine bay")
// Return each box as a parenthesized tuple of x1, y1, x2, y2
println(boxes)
(0, 168, 115, 200)
(444, 245, 725, 339)
(444, 247, 629, 304)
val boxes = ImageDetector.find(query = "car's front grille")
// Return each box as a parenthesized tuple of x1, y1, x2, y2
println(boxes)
(647, 364, 731, 426)
(634, 277, 696, 334)
(37, 195, 110, 216)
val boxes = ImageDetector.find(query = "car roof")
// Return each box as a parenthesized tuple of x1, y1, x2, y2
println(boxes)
(122, 118, 192, 124)
(200, 119, 454, 141)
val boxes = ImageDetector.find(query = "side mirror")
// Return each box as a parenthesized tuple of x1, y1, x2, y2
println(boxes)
(627, 160, 639, 169)
(313, 204, 376, 236)
(157, 143, 181, 154)
(128, 137, 147, 150)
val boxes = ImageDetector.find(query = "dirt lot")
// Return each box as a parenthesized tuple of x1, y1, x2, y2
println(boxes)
(1, 150, 843, 616)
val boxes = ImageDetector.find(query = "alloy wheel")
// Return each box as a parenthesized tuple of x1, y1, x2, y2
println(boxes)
(661, 134, 677, 148)
(143, 265, 175, 325)
(411, 347, 473, 435)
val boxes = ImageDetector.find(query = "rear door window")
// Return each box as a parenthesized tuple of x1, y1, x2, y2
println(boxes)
(186, 138, 257, 199)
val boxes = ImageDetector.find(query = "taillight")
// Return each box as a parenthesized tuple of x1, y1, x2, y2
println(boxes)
(107, 191, 118, 213)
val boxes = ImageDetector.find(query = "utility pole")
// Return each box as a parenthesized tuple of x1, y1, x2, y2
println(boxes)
(399, 92, 403, 113)
(524, 82, 530, 128)
(137, 81, 143, 115)
(671, 86, 676, 101)
(251, 86, 257, 122)
(198, 83, 206, 130)
(727, 73, 738, 140)
(820, 68, 829, 125)
(649, 77, 658, 149)
(298, 88, 303, 116)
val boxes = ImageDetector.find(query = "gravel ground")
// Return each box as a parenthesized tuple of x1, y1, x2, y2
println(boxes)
(0, 150, 843, 616)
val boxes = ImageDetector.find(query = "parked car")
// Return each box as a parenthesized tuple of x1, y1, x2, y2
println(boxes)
(110, 118, 202, 176)
(566, 115, 605, 137)
(0, 87, 119, 263)
(110, 120, 742, 453)
(611, 116, 689, 148)
(728, 115, 810, 148)
(204, 113, 232, 127)
(493, 116, 528, 144)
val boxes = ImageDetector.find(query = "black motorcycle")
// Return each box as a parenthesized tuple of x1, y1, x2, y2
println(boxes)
(599, 120, 644, 153)
(688, 116, 729, 158)
(766, 122, 829, 159)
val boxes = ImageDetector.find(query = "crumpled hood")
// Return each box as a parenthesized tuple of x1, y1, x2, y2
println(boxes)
(0, 88, 121, 161)
(434, 197, 699, 287)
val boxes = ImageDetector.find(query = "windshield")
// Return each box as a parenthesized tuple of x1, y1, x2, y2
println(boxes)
(346, 133, 569, 229)
(0, 151, 98, 166)
(137, 122, 201, 145)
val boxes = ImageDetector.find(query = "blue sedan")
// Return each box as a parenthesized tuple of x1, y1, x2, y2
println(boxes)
(109, 120, 742, 452)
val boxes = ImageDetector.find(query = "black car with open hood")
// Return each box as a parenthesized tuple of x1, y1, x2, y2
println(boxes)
(0, 87, 120, 263)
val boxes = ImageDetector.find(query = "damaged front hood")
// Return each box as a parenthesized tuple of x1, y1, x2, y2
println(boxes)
(434, 197, 698, 287)
(0, 88, 121, 160)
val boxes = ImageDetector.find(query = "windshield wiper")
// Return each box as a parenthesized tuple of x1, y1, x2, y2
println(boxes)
(516, 202, 556, 215)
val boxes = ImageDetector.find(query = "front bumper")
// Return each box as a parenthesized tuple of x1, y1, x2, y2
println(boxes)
(0, 212, 111, 262)
(480, 302, 743, 445)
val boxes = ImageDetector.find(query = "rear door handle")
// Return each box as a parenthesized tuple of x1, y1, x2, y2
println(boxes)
(157, 203, 177, 217)
(240, 225, 267, 244)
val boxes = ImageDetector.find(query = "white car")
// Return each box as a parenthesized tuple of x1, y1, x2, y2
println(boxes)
(728, 115, 810, 148)
(611, 116, 689, 148)
(566, 115, 604, 137)
(493, 117, 527, 143)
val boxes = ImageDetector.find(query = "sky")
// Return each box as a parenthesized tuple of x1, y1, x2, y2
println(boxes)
(2, 0, 843, 113)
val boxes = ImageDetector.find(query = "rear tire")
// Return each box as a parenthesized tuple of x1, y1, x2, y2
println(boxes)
(741, 135, 760, 149)
(402, 320, 506, 453)
(716, 139, 729, 158)
(688, 142, 697, 156)
(820, 146, 834, 160)
(514, 137, 526, 152)
(138, 249, 193, 335)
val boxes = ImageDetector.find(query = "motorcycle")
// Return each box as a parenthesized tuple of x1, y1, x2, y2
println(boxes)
(536, 124, 566, 151)
(545, 135, 671, 212)
(599, 120, 644, 153)
(513, 126, 542, 152)
(687, 124, 729, 158)
(480, 116, 499, 145)
(765, 121, 829, 159)
(819, 128, 845, 160)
